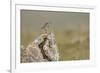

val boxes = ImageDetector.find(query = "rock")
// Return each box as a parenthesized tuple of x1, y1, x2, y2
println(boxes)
(21, 32, 59, 63)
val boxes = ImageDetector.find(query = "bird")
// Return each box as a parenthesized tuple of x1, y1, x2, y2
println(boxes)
(41, 22, 49, 30)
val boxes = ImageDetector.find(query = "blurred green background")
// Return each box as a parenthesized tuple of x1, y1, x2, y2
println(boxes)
(21, 10, 89, 61)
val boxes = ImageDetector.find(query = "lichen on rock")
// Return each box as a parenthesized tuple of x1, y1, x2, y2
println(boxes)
(21, 23, 59, 63)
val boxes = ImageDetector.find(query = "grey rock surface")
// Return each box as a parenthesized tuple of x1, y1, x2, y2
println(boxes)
(21, 32, 59, 63)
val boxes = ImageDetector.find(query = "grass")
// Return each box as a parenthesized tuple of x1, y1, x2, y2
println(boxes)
(21, 29, 89, 61)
